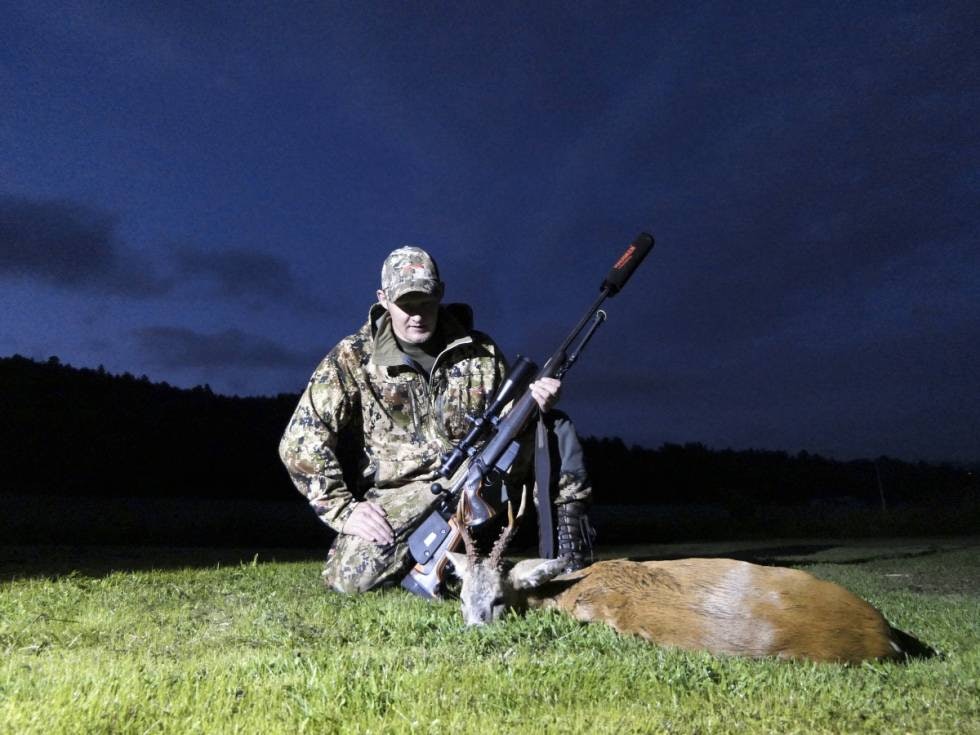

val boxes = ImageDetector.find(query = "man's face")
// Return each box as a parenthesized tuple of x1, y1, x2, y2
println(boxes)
(378, 290, 440, 344)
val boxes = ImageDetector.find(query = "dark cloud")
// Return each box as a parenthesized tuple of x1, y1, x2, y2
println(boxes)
(0, 195, 171, 296)
(0, 195, 310, 309)
(173, 247, 298, 299)
(133, 326, 310, 370)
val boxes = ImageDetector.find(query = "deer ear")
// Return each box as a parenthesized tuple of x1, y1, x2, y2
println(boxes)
(508, 557, 567, 590)
(446, 551, 469, 579)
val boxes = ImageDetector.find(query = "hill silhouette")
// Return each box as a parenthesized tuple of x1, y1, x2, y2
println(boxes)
(2, 354, 299, 500)
(1, 354, 975, 514)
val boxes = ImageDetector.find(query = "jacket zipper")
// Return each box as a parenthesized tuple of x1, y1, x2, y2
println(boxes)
(408, 377, 423, 439)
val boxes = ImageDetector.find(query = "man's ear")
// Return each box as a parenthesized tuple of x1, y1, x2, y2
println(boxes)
(508, 557, 567, 590)
(377, 289, 389, 309)
(445, 551, 469, 579)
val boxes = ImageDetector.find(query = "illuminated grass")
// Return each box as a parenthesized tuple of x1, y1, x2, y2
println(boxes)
(1, 542, 978, 734)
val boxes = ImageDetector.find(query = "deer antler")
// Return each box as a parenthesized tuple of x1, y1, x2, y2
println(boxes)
(455, 496, 479, 567)
(488, 486, 528, 570)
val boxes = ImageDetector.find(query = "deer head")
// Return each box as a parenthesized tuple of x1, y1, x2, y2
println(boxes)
(446, 489, 569, 626)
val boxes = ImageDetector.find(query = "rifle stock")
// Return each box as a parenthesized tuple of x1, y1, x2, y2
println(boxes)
(402, 516, 463, 600)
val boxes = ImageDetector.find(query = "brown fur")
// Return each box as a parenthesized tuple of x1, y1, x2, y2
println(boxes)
(524, 558, 901, 663)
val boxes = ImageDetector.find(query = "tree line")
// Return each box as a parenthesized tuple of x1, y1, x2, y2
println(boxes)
(2, 354, 975, 509)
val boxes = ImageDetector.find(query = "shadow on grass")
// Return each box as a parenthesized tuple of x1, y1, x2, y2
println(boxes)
(0, 545, 327, 583)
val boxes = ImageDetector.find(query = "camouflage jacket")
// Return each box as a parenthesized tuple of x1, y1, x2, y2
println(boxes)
(279, 302, 507, 532)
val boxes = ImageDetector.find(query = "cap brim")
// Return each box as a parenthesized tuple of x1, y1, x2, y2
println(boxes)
(388, 280, 443, 302)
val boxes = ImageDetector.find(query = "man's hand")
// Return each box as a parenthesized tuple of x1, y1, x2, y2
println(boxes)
(342, 501, 395, 546)
(529, 377, 561, 413)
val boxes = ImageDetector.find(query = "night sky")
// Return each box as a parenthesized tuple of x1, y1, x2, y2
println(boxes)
(2, 1, 977, 463)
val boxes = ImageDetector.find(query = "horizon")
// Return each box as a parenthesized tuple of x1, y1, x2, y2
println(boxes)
(6, 350, 976, 468)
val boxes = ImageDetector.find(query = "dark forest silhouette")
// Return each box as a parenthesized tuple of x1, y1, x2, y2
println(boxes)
(2, 355, 976, 546)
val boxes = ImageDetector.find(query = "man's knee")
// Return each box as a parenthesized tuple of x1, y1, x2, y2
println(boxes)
(547, 410, 588, 479)
(545, 412, 591, 504)
(557, 470, 592, 504)
(322, 568, 380, 594)
(321, 537, 410, 594)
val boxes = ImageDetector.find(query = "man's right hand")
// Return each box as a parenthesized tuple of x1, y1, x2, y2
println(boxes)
(341, 501, 395, 546)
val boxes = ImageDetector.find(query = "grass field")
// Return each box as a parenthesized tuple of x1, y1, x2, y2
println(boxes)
(1, 538, 978, 734)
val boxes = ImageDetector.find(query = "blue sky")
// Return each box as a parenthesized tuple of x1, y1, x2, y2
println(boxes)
(1, 1, 977, 461)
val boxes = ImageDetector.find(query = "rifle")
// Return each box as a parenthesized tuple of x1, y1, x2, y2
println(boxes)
(400, 232, 655, 599)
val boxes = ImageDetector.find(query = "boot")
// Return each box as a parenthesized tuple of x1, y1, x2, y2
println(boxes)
(555, 501, 596, 573)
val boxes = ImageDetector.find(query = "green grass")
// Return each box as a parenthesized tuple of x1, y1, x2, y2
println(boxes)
(1, 540, 978, 734)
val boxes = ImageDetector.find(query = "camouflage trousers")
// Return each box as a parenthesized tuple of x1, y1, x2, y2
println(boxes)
(322, 412, 592, 594)
(321, 479, 437, 594)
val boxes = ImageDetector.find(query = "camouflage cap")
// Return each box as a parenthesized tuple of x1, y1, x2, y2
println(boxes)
(381, 246, 444, 302)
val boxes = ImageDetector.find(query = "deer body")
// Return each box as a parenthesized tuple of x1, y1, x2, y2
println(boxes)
(448, 552, 917, 663)
(446, 493, 925, 663)
(525, 558, 901, 663)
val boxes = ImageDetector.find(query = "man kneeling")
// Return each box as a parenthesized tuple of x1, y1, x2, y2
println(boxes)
(279, 246, 593, 593)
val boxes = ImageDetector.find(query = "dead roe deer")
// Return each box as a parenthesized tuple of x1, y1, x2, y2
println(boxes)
(447, 497, 931, 663)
